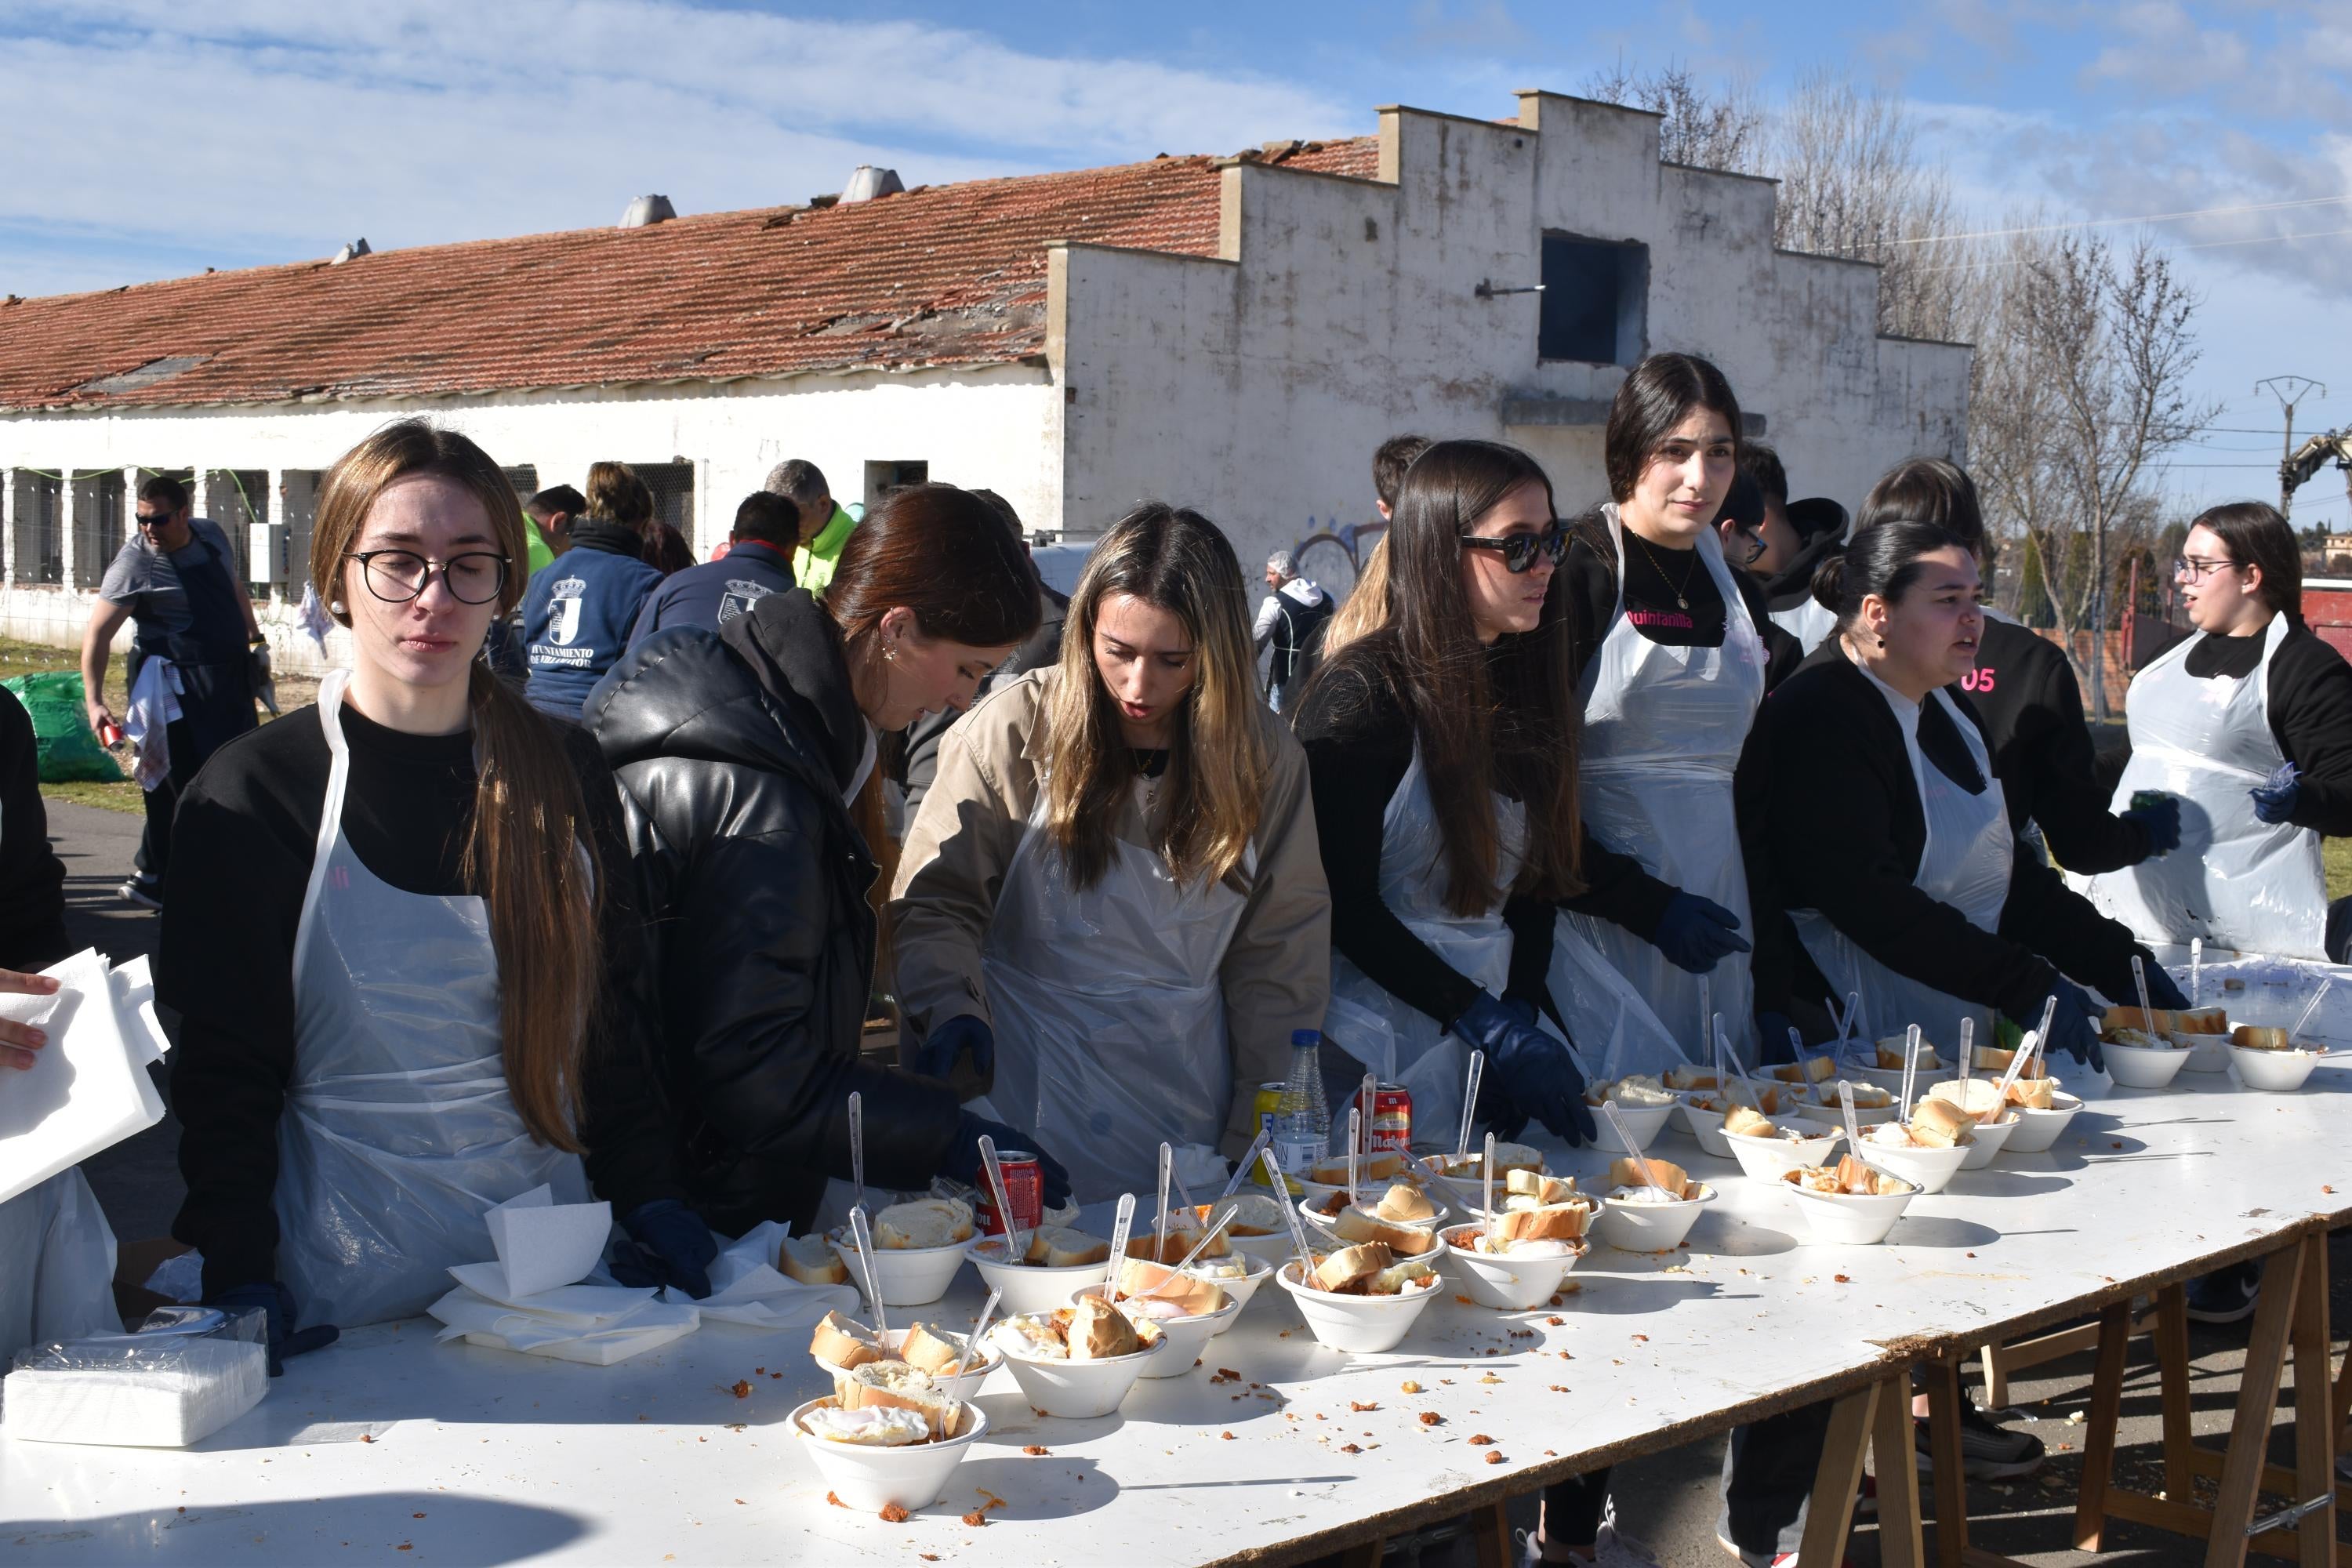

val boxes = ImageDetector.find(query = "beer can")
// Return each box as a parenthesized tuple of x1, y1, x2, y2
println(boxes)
(1254, 1082, 1288, 1141)
(975, 1150, 1045, 1237)
(1353, 1082, 1413, 1154)
(99, 721, 124, 749)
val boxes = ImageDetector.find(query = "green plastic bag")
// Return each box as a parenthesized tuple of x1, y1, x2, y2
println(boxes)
(2, 670, 125, 783)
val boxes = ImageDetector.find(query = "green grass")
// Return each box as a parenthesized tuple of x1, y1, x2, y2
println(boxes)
(2330, 836, 2350, 903)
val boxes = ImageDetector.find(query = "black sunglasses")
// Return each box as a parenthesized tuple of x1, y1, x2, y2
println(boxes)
(1460, 520, 1567, 574)
(135, 510, 176, 529)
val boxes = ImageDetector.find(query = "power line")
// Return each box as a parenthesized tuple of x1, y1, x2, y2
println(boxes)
(2183, 226, 2352, 252)
(1891, 194, 2352, 246)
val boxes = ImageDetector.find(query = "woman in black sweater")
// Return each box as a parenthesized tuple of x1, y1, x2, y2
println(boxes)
(163, 423, 690, 1372)
(2082, 501, 2352, 961)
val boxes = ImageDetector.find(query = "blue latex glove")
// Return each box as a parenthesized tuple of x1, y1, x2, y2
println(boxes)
(2251, 761, 2300, 826)
(1449, 992, 1597, 1146)
(948, 1112, 1073, 1209)
(2138, 956, 2192, 1012)
(2020, 982, 2105, 1076)
(1650, 892, 1752, 975)
(208, 1281, 337, 1377)
(609, 1199, 719, 1299)
(913, 1014, 995, 1083)
(2122, 794, 2182, 855)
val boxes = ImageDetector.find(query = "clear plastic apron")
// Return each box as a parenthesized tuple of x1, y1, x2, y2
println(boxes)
(1561, 506, 1768, 1058)
(1792, 678, 2012, 1046)
(981, 785, 1247, 1204)
(277, 670, 587, 1330)
(1769, 598, 1837, 655)
(2077, 615, 2327, 960)
(1321, 752, 1599, 1152)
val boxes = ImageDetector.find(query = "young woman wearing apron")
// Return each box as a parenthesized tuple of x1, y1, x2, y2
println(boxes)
(891, 504, 1330, 1203)
(2082, 502, 2352, 962)
(162, 423, 687, 1369)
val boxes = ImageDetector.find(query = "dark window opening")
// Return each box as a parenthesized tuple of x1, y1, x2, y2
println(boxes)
(1538, 235, 1648, 365)
(633, 462, 695, 539)
(11, 472, 64, 585)
(863, 460, 928, 511)
(71, 470, 126, 589)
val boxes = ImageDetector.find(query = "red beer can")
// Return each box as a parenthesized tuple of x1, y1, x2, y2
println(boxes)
(1354, 1082, 1413, 1154)
(976, 1151, 1045, 1237)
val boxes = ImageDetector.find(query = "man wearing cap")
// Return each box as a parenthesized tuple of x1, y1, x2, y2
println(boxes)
(1252, 550, 1331, 714)
(762, 459, 858, 590)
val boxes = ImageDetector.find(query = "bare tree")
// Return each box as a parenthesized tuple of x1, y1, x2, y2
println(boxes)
(1768, 68, 1972, 342)
(1580, 60, 1765, 174)
(1969, 229, 2218, 716)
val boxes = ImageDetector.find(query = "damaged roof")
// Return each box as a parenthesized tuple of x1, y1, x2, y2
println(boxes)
(0, 139, 1377, 415)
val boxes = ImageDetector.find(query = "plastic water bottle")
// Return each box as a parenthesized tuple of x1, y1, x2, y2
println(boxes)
(1281, 1029, 1331, 1143)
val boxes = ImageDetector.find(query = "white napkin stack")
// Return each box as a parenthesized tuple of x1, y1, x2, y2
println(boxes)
(426, 1187, 698, 1365)
(5, 1310, 268, 1448)
(0, 949, 171, 1206)
(657, 1221, 858, 1328)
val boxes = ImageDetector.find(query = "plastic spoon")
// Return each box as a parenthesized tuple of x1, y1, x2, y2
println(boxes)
(1843, 991, 1866, 1051)
(1156, 1144, 1174, 1267)
(1456, 1051, 1486, 1160)
(1102, 1194, 1137, 1301)
(1359, 1072, 1377, 1167)
(1600, 1103, 1669, 1199)
(953, 1287, 1004, 1378)
(1718, 1017, 1763, 1109)
(2287, 978, 2332, 1046)
(848, 1089, 866, 1219)
(1345, 1106, 1361, 1207)
(1481, 1131, 1497, 1248)
(1992, 1029, 2038, 1115)
(2132, 954, 2158, 1030)
(1900, 1025, 1922, 1123)
(848, 1204, 887, 1335)
(2190, 938, 2204, 1008)
(1272, 1163, 1319, 1284)
(978, 1134, 1023, 1271)
(1789, 1027, 1807, 1076)
(1838, 1081, 1864, 1163)
(1410, 1152, 1487, 1221)
(1697, 978, 1711, 1065)
(1219, 1129, 1273, 1201)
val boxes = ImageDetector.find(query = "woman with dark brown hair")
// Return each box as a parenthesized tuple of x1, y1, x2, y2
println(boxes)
(590, 483, 1071, 1236)
(161, 420, 684, 1371)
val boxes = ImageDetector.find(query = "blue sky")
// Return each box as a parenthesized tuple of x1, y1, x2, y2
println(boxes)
(3, 1, 2346, 522)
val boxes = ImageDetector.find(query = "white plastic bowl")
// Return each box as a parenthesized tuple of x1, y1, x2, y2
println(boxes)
(832, 1232, 969, 1308)
(1069, 1284, 1242, 1378)
(1180, 1252, 1276, 1328)
(866, 1327, 1000, 1402)
(2101, 1039, 2192, 1091)
(2180, 1035, 2233, 1073)
(1722, 1127, 1843, 1185)
(963, 1235, 1113, 1318)
(1997, 1091, 2085, 1155)
(993, 1333, 1166, 1418)
(1297, 1196, 1447, 1243)
(1592, 1184, 1716, 1254)
(793, 1396, 989, 1512)
(1851, 1134, 1969, 1195)
(1791, 1095, 1898, 1130)
(1673, 1099, 1737, 1159)
(1780, 1170, 1918, 1246)
(1225, 1225, 1300, 1271)
(1275, 1259, 1443, 1354)
(2230, 1044, 2322, 1093)
(1437, 1225, 1584, 1309)
(1956, 1111, 2020, 1170)
(1589, 1099, 1677, 1153)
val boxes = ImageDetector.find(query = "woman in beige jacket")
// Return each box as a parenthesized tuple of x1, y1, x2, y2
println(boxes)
(890, 503, 1331, 1202)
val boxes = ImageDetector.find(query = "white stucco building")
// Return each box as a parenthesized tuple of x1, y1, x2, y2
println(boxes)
(0, 89, 1968, 670)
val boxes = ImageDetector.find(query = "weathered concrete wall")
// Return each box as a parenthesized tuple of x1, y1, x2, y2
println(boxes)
(1053, 90, 1973, 585)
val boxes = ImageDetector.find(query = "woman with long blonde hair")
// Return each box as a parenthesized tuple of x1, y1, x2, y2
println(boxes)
(891, 503, 1330, 1202)
(159, 419, 686, 1370)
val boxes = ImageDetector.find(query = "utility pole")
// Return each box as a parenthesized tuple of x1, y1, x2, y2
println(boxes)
(2256, 376, 2327, 519)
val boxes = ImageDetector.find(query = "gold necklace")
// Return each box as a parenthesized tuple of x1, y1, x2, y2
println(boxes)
(1626, 526, 1700, 611)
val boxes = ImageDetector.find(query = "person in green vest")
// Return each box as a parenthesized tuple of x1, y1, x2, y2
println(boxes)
(762, 460, 858, 590)
(522, 485, 584, 575)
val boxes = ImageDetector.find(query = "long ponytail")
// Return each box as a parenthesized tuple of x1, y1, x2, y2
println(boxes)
(311, 420, 600, 1151)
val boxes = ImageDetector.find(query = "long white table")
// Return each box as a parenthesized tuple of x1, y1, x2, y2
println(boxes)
(9, 1060, 2352, 1567)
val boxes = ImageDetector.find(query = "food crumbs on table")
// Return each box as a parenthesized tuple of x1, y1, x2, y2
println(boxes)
(1439, 1378, 1454, 1385)
(1401, 1380, 1423, 1393)
(1483, 1450, 1505, 1465)
(1341, 1443, 1363, 1454)
(2326, 1185, 2336, 1194)
(1547, 1316, 1565, 1326)
(1350, 1401, 1379, 1412)
(880, 1503, 911, 1523)
(1418, 1411, 1443, 1425)
(981, 1493, 1007, 1511)
(1559, 1282, 1582, 1294)
(964, 1511, 988, 1526)
(731, 1381, 752, 1398)
(1479, 1374, 1502, 1385)
(412, 1513, 425, 1519)
(397, 1546, 413, 1553)
(1022, 1445, 1049, 1456)
(922, 1555, 941, 1561)
(1221, 1432, 1235, 1440)
(1631, 1334, 1649, 1342)
(1833, 1274, 1852, 1284)
(1454, 1294, 1474, 1305)
(828, 1494, 849, 1512)
(733, 1499, 742, 1505)
(1468, 1433, 1494, 1445)
(770, 1372, 782, 1380)
(360, 1434, 374, 1443)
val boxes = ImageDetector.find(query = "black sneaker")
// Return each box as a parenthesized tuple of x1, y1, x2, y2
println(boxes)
(116, 876, 162, 911)
(2185, 1265, 2259, 1324)
(1915, 1403, 2045, 1481)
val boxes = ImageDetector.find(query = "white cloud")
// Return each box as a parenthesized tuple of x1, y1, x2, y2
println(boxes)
(0, 0, 1359, 295)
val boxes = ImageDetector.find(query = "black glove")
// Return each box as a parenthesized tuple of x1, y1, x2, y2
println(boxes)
(2138, 956, 2192, 1013)
(208, 1280, 338, 1377)
(609, 1199, 718, 1299)
(2250, 762, 2300, 826)
(2121, 795, 2181, 856)
(913, 1014, 994, 1083)
(2022, 981, 2105, 1076)
(1450, 992, 1596, 1146)
(947, 1112, 1073, 1209)
(1755, 1011, 1801, 1066)
(1650, 892, 1752, 975)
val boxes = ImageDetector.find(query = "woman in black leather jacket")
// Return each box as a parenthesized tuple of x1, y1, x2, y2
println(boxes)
(586, 485, 1062, 1242)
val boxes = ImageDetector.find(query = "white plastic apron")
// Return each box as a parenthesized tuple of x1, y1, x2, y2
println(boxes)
(1321, 752, 1588, 1154)
(1792, 675, 2013, 1047)
(1562, 507, 1769, 1060)
(980, 784, 1247, 1204)
(2078, 615, 2327, 960)
(276, 670, 587, 1331)
(1770, 598, 1837, 655)
(0, 1168, 118, 1362)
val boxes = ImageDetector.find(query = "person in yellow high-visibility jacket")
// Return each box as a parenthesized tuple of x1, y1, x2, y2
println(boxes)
(763, 459, 860, 590)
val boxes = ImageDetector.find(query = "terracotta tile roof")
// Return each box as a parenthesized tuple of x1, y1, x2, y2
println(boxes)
(0, 137, 1379, 414)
